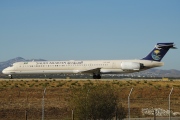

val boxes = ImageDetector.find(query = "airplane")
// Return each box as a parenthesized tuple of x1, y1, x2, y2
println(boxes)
(2, 42, 176, 79)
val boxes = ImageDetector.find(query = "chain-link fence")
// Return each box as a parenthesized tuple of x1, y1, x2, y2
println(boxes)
(0, 80, 180, 120)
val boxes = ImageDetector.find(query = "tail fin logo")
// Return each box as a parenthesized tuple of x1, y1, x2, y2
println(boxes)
(151, 49, 161, 61)
(142, 42, 176, 61)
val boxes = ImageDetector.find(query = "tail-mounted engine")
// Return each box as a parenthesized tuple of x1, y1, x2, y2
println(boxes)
(121, 62, 144, 71)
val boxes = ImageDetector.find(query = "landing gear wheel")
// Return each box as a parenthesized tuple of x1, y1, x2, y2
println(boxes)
(93, 74, 101, 79)
(8, 75, 13, 79)
(97, 74, 101, 79)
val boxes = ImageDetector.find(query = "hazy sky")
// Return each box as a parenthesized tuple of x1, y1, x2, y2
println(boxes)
(0, 0, 180, 70)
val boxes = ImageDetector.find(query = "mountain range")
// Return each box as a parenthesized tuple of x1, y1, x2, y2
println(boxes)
(0, 57, 180, 77)
(0, 57, 46, 71)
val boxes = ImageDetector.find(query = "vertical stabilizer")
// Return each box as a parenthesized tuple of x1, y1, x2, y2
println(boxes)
(142, 43, 176, 62)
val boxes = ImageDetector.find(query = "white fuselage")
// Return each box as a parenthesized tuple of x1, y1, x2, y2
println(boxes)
(2, 60, 163, 75)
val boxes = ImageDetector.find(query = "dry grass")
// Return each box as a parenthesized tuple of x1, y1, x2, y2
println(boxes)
(0, 79, 180, 119)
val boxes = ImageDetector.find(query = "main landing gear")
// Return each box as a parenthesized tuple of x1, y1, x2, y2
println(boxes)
(8, 75, 13, 79)
(93, 74, 101, 79)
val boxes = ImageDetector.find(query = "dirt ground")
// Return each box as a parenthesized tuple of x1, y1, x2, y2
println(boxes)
(0, 79, 180, 120)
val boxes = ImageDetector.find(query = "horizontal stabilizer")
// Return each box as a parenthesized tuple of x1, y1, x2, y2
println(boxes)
(155, 43, 177, 49)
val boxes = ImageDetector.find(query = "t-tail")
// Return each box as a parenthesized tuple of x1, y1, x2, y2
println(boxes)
(142, 43, 176, 62)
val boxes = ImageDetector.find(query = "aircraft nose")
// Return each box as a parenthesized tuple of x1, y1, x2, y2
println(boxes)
(2, 68, 8, 74)
(2, 67, 14, 74)
(2, 69, 5, 74)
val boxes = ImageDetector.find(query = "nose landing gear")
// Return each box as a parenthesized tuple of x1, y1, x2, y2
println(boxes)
(93, 74, 101, 79)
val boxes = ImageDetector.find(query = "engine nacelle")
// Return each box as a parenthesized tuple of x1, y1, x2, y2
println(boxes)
(121, 62, 143, 71)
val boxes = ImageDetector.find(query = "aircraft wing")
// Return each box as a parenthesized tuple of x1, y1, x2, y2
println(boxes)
(80, 68, 101, 74)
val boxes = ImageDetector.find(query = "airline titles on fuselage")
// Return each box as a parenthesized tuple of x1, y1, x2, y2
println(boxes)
(34, 61, 84, 65)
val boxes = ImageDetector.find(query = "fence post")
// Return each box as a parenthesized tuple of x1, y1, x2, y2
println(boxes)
(115, 107, 117, 120)
(128, 88, 133, 120)
(42, 88, 46, 120)
(154, 109, 156, 120)
(85, 89, 90, 120)
(72, 109, 74, 120)
(169, 87, 173, 120)
(25, 110, 27, 120)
